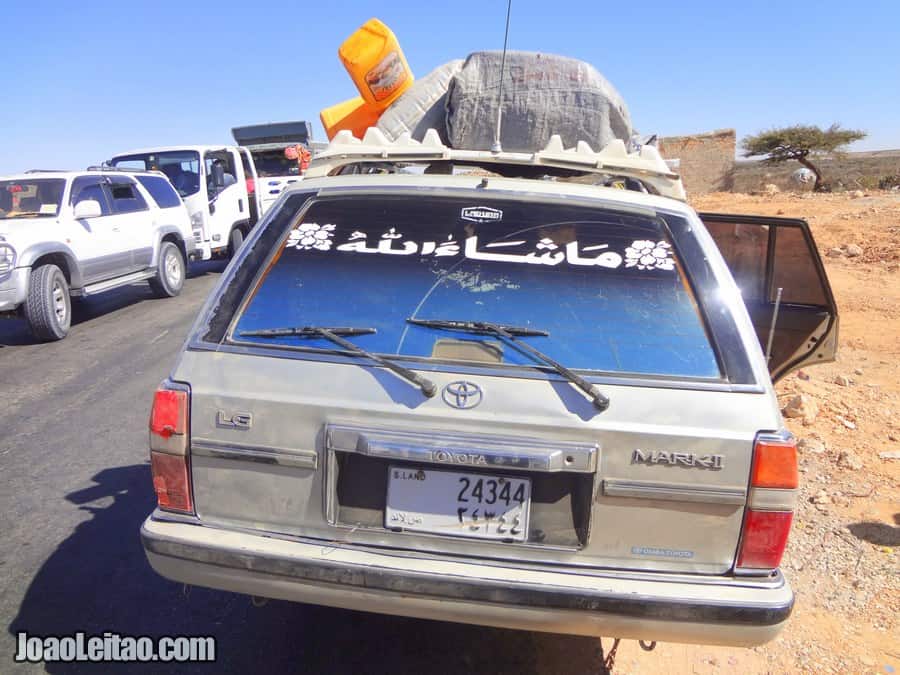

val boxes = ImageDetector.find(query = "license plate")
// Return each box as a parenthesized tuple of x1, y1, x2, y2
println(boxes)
(385, 466, 531, 542)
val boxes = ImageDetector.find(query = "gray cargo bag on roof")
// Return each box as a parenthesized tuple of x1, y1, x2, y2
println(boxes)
(377, 60, 463, 144)
(446, 51, 632, 153)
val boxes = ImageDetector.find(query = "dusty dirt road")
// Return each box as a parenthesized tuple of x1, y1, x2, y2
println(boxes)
(624, 190, 900, 675)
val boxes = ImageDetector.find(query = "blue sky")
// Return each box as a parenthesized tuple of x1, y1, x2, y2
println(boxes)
(1, 0, 897, 175)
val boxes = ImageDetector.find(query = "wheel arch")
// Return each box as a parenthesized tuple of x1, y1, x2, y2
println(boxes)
(19, 243, 84, 289)
(231, 219, 251, 236)
(153, 227, 188, 266)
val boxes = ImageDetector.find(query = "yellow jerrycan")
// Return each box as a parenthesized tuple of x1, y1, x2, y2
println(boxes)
(320, 96, 382, 140)
(339, 18, 414, 110)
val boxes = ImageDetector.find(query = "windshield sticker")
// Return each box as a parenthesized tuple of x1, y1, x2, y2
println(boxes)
(39, 204, 56, 215)
(461, 206, 503, 223)
(285, 222, 336, 251)
(285, 223, 676, 272)
(624, 240, 675, 271)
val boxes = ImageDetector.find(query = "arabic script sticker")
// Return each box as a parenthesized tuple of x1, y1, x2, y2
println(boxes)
(287, 223, 677, 274)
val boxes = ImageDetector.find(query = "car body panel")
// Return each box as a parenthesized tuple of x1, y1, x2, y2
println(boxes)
(176, 346, 780, 574)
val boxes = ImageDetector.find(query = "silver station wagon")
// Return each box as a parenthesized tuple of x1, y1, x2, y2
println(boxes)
(141, 131, 837, 649)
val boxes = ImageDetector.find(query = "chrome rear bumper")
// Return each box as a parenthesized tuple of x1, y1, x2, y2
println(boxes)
(142, 514, 792, 646)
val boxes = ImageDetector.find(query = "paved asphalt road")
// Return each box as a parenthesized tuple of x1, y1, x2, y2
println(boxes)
(0, 263, 602, 674)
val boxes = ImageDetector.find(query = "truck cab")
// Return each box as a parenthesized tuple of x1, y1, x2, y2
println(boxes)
(109, 146, 261, 261)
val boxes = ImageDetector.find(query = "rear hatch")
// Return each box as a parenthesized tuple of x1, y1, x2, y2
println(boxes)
(245, 148, 303, 212)
(256, 173, 303, 211)
(174, 183, 783, 575)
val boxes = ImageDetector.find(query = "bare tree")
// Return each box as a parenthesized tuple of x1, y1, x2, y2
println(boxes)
(741, 124, 867, 191)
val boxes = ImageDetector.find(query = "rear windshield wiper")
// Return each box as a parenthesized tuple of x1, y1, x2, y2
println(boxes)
(238, 326, 437, 398)
(406, 318, 610, 411)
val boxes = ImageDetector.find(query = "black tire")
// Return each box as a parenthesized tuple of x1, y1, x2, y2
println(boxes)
(148, 241, 185, 298)
(24, 264, 71, 341)
(228, 227, 244, 258)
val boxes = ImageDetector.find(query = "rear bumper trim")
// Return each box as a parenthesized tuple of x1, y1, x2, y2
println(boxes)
(141, 516, 792, 629)
(192, 438, 318, 470)
(603, 479, 747, 505)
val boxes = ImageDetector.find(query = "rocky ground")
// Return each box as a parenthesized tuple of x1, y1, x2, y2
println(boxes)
(609, 190, 899, 674)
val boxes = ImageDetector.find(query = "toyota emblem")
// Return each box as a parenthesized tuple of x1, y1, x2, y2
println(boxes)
(442, 381, 483, 410)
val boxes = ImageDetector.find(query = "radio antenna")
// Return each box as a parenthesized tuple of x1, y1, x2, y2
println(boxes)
(765, 287, 783, 363)
(491, 0, 513, 153)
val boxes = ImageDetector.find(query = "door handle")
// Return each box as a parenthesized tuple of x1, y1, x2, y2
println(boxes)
(112, 226, 121, 232)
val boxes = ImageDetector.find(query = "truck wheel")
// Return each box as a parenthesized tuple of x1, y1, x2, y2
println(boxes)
(149, 242, 185, 298)
(24, 264, 71, 341)
(228, 228, 244, 258)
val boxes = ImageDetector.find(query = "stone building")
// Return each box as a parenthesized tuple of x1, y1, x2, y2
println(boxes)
(658, 129, 736, 194)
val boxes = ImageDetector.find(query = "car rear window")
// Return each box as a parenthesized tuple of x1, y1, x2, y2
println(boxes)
(137, 175, 182, 209)
(226, 195, 721, 380)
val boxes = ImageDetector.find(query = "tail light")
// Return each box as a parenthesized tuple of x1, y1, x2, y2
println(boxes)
(751, 437, 798, 489)
(149, 383, 193, 514)
(735, 433, 797, 573)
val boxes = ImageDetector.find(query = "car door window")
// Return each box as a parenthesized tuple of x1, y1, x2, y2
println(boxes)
(770, 226, 829, 306)
(70, 176, 113, 215)
(204, 152, 238, 196)
(701, 214, 838, 381)
(107, 178, 148, 214)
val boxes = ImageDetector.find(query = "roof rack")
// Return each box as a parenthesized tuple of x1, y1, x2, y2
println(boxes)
(240, 142, 310, 153)
(25, 169, 70, 174)
(85, 166, 168, 177)
(87, 165, 143, 173)
(306, 128, 686, 201)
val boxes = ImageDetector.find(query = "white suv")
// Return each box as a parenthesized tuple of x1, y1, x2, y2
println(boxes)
(0, 169, 194, 340)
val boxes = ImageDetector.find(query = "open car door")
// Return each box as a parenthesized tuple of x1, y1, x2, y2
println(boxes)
(700, 213, 839, 382)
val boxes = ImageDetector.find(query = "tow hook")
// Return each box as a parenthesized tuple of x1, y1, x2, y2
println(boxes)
(596, 638, 657, 673)
(596, 638, 620, 674)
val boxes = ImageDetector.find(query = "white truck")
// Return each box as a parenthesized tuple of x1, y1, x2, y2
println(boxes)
(110, 122, 315, 261)
(109, 146, 261, 261)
